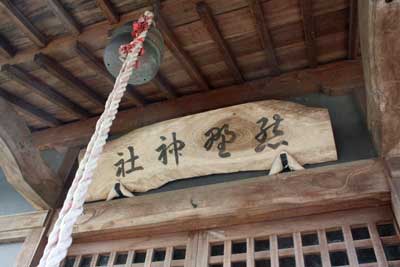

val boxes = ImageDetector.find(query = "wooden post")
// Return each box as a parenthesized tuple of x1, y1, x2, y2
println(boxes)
(0, 97, 63, 209)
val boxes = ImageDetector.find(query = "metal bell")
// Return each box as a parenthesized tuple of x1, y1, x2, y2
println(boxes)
(104, 21, 164, 85)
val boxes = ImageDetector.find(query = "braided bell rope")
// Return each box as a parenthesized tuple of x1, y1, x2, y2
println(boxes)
(38, 11, 154, 267)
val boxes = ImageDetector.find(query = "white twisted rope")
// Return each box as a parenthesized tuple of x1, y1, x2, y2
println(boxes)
(38, 11, 154, 267)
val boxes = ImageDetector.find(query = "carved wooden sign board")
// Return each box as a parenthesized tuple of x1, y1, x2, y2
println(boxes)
(84, 100, 337, 202)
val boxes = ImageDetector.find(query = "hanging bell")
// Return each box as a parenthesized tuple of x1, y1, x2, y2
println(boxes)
(103, 21, 164, 85)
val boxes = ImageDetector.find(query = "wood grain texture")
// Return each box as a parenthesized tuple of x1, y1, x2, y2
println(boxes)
(247, 0, 280, 75)
(0, 210, 48, 234)
(299, 0, 318, 67)
(84, 100, 337, 201)
(0, 87, 61, 127)
(47, 0, 81, 35)
(69, 158, 389, 242)
(1, 64, 91, 118)
(34, 53, 105, 108)
(152, 73, 178, 99)
(359, 0, 400, 156)
(0, 98, 62, 209)
(96, 0, 119, 24)
(32, 60, 364, 150)
(196, 2, 244, 83)
(0, 0, 47, 47)
(0, 34, 15, 58)
(158, 15, 210, 91)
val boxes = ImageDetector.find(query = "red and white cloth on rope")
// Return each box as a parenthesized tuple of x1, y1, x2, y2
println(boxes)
(38, 11, 154, 267)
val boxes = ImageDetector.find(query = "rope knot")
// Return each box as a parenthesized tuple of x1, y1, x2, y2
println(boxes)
(119, 11, 154, 68)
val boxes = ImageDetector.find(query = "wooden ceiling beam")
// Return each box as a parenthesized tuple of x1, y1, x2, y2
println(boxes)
(299, 0, 318, 68)
(0, 87, 61, 127)
(0, 34, 15, 58)
(196, 2, 244, 83)
(152, 73, 178, 99)
(0, 0, 47, 47)
(0, 97, 63, 209)
(158, 15, 210, 91)
(1, 64, 91, 118)
(96, 0, 119, 24)
(47, 0, 81, 35)
(31, 60, 364, 149)
(348, 0, 359, 59)
(247, 0, 281, 76)
(34, 53, 105, 108)
(74, 42, 146, 107)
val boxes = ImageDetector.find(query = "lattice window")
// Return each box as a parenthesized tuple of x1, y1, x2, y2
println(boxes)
(63, 206, 400, 267)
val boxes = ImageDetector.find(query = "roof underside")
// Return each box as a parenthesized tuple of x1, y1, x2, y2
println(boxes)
(0, 0, 358, 131)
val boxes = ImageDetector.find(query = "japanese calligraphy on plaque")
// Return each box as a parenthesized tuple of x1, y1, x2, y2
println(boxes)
(84, 100, 337, 202)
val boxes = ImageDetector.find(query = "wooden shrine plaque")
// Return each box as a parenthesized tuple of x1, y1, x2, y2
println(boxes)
(84, 100, 337, 201)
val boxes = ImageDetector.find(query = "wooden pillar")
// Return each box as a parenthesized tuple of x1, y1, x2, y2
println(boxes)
(0, 97, 62, 209)
(358, 0, 400, 156)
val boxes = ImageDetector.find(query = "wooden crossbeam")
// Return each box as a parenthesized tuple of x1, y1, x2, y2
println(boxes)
(158, 15, 210, 91)
(71, 159, 389, 242)
(152, 73, 177, 99)
(74, 42, 146, 107)
(0, 87, 61, 127)
(96, 0, 119, 24)
(299, 0, 318, 68)
(196, 2, 244, 83)
(0, 98, 62, 209)
(1, 64, 91, 118)
(0, 34, 15, 58)
(0, 0, 47, 47)
(348, 0, 359, 59)
(34, 53, 105, 108)
(247, 0, 281, 75)
(47, 0, 81, 35)
(32, 60, 364, 149)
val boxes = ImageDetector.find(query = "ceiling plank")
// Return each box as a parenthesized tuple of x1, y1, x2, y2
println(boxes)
(0, 0, 47, 47)
(96, 0, 119, 24)
(46, 0, 81, 35)
(158, 15, 210, 91)
(32, 60, 364, 149)
(0, 97, 62, 209)
(152, 73, 178, 99)
(1, 64, 91, 118)
(196, 2, 244, 83)
(0, 87, 61, 127)
(348, 0, 359, 59)
(299, 0, 318, 68)
(247, 0, 281, 76)
(0, 34, 15, 58)
(359, 0, 400, 156)
(34, 53, 105, 108)
(74, 41, 146, 107)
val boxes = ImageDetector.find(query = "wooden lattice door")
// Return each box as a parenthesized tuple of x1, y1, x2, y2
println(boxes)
(63, 206, 400, 267)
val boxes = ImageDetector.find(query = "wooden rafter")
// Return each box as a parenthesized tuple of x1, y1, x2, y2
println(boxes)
(31, 60, 364, 149)
(47, 0, 81, 35)
(0, 97, 62, 209)
(74, 42, 146, 107)
(71, 159, 388, 242)
(0, 87, 61, 127)
(152, 73, 177, 99)
(348, 0, 359, 59)
(0, 34, 15, 58)
(247, 0, 281, 75)
(0, 0, 47, 47)
(96, 0, 119, 24)
(196, 2, 244, 83)
(299, 0, 318, 68)
(158, 15, 210, 91)
(1, 64, 91, 118)
(34, 53, 105, 108)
